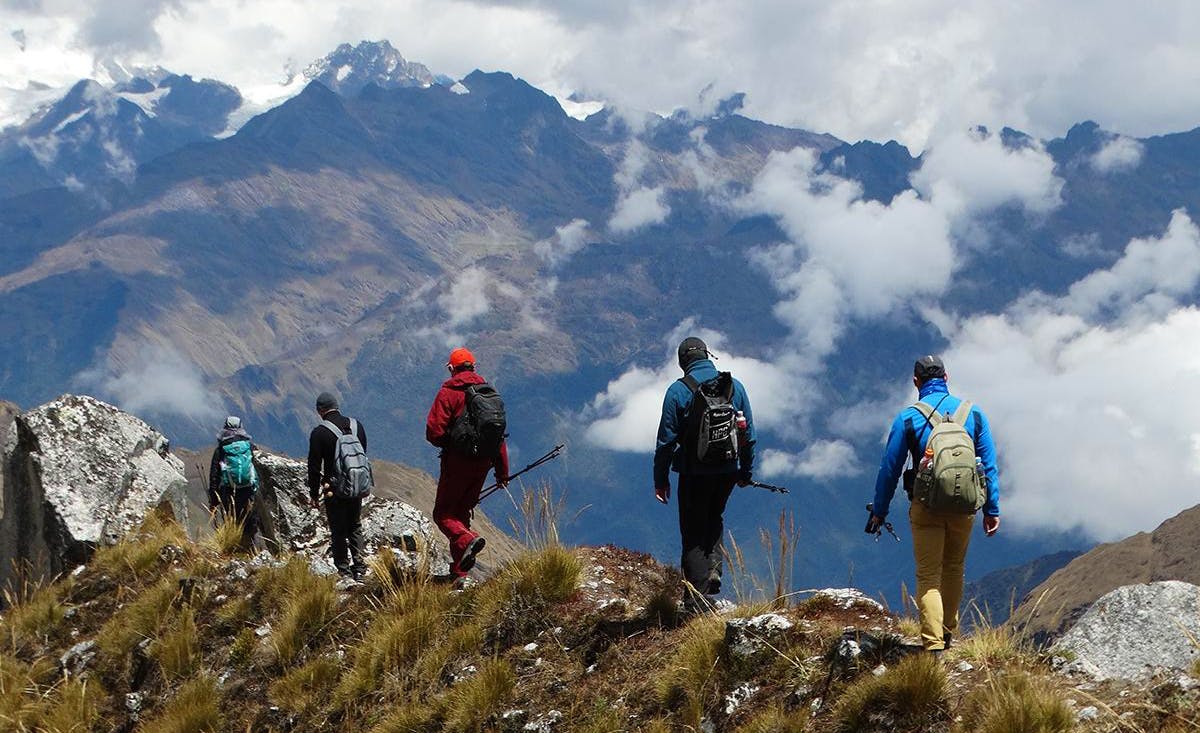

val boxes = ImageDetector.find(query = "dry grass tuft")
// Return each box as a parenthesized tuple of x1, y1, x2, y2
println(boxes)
(207, 511, 249, 556)
(958, 671, 1074, 733)
(832, 652, 949, 732)
(139, 675, 222, 733)
(952, 607, 1028, 667)
(270, 569, 338, 668)
(0, 655, 101, 731)
(91, 510, 190, 580)
(442, 658, 516, 733)
(33, 677, 103, 733)
(153, 607, 200, 680)
(737, 704, 811, 732)
(270, 655, 342, 714)
(96, 574, 182, 661)
(468, 544, 581, 647)
(657, 614, 726, 728)
(337, 602, 443, 704)
(1, 581, 67, 652)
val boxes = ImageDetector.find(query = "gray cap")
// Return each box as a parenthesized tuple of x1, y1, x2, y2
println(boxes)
(914, 354, 946, 381)
(315, 392, 339, 411)
(224, 416, 242, 430)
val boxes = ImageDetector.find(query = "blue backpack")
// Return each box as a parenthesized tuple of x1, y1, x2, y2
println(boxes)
(220, 440, 258, 490)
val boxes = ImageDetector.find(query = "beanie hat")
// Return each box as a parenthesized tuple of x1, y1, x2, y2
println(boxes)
(315, 392, 339, 412)
(677, 337, 709, 370)
(224, 416, 242, 430)
(914, 355, 946, 381)
(447, 347, 476, 370)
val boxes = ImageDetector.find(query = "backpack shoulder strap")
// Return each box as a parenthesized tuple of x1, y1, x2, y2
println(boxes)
(321, 420, 346, 438)
(347, 419, 358, 438)
(950, 401, 973, 426)
(680, 374, 701, 394)
(911, 401, 943, 426)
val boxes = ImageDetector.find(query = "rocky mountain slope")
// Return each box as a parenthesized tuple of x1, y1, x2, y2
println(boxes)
(1012, 503, 1200, 645)
(962, 549, 1083, 627)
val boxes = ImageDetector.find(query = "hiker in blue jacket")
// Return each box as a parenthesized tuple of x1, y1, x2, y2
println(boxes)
(654, 336, 756, 609)
(869, 355, 1000, 652)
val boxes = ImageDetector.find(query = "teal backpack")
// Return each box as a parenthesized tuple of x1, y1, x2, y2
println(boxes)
(220, 440, 258, 490)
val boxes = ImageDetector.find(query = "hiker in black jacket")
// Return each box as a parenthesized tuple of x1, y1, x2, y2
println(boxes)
(207, 416, 259, 550)
(307, 392, 369, 580)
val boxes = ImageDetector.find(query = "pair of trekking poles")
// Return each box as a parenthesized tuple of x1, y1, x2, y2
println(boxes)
(476, 443, 792, 502)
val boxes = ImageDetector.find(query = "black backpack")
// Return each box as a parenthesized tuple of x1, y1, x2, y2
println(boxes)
(681, 372, 738, 464)
(449, 383, 507, 458)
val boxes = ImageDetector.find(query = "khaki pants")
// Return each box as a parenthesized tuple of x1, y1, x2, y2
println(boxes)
(910, 503, 975, 650)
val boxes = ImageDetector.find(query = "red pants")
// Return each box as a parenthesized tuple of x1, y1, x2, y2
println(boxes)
(433, 454, 493, 577)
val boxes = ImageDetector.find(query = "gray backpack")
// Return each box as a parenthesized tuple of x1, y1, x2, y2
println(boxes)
(322, 419, 373, 499)
(911, 401, 985, 514)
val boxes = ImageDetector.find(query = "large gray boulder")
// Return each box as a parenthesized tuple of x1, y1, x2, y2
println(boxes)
(1053, 580, 1200, 681)
(253, 450, 449, 575)
(0, 395, 190, 589)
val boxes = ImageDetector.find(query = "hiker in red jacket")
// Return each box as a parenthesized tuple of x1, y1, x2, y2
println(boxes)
(426, 347, 509, 581)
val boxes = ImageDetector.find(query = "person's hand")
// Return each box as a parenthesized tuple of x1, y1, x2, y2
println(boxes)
(865, 514, 884, 534)
(498, 476, 509, 489)
(983, 515, 1000, 536)
(655, 485, 670, 504)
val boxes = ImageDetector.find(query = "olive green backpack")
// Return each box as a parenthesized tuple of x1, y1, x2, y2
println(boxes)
(911, 401, 985, 514)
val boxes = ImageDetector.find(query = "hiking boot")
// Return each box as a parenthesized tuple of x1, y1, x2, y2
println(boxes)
(943, 632, 953, 649)
(453, 575, 477, 591)
(459, 536, 487, 572)
(352, 567, 367, 582)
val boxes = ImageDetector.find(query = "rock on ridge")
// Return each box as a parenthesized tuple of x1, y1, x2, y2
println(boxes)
(253, 449, 450, 576)
(1053, 580, 1200, 681)
(0, 395, 189, 589)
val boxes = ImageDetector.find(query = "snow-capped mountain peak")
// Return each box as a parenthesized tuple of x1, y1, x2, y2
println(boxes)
(302, 40, 435, 96)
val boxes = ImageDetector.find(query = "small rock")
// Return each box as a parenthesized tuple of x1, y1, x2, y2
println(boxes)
(214, 594, 228, 604)
(60, 640, 96, 676)
(71, 565, 86, 578)
(1177, 675, 1199, 691)
(1076, 706, 1100, 721)
(523, 642, 539, 652)
(808, 588, 885, 611)
(125, 692, 144, 719)
(871, 664, 888, 677)
(725, 613, 795, 659)
(956, 661, 975, 673)
(585, 664, 598, 675)
(724, 683, 759, 715)
(254, 623, 272, 638)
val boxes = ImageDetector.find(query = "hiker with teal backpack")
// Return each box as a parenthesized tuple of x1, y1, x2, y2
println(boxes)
(869, 355, 1001, 654)
(654, 336, 756, 612)
(207, 416, 260, 550)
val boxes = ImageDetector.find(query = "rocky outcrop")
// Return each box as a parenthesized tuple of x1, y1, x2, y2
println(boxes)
(1053, 580, 1200, 681)
(253, 449, 450, 575)
(0, 395, 189, 590)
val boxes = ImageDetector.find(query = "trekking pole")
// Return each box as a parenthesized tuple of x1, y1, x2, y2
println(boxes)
(479, 444, 566, 502)
(749, 480, 790, 494)
(864, 503, 901, 542)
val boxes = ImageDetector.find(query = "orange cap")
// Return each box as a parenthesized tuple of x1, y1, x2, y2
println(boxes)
(446, 347, 475, 369)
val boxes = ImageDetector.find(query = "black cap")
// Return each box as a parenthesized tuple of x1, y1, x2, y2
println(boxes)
(914, 355, 946, 381)
(315, 392, 339, 412)
(678, 337, 709, 369)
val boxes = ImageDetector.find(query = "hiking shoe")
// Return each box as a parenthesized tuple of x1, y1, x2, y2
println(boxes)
(459, 536, 487, 573)
(943, 632, 953, 649)
(453, 575, 477, 591)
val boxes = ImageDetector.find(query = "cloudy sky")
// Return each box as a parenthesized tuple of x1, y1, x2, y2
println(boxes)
(3, 0, 1200, 148)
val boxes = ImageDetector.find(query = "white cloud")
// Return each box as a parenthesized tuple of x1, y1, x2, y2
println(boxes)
(79, 342, 223, 422)
(438, 265, 490, 327)
(910, 128, 1063, 223)
(759, 441, 859, 480)
(534, 218, 591, 267)
(934, 209, 1200, 540)
(608, 185, 668, 234)
(1090, 134, 1145, 173)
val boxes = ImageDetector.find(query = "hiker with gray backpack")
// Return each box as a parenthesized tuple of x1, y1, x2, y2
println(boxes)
(207, 415, 260, 550)
(868, 355, 1001, 654)
(654, 336, 756, 612)
(308, 391, 374, 581)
